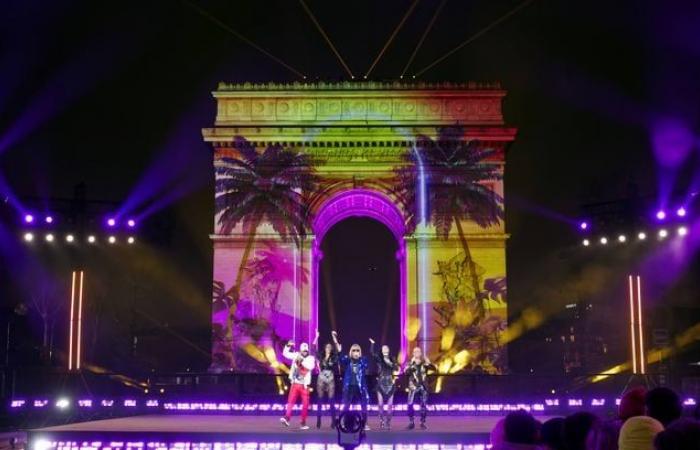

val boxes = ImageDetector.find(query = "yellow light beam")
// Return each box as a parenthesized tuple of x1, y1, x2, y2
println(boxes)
(400, 0, 448, 78)
(183, 0, 306, 79)
(298, 0, 354, 79)
(414, 0, 537, 77)
(365, 0, 422, 78)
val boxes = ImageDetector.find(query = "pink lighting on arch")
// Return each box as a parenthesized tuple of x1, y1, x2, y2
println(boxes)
(311, 189, 408, 358)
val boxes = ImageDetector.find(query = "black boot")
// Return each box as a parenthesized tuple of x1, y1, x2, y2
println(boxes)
(316, 415, 322, 429)
(407, 417, 415, 430)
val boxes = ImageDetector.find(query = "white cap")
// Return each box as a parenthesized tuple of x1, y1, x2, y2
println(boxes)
(299, 343, 309, 352)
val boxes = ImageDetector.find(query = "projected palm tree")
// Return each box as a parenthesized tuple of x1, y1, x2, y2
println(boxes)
(396, 126, 505, 371)
(214, 138, 317, 368)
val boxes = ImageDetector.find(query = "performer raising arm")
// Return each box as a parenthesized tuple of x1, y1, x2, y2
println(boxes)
(334, 331, 371, 431)
(369, 338, 400, 430)
(280, 340, 316, 430)
(313, 330, 339, 429)
(405, 346, 436, 430)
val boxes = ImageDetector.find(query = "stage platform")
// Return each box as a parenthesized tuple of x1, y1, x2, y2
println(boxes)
(27, 414, 555, 448)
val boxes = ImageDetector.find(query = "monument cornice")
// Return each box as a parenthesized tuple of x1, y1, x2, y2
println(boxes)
(202, 126, 517, 144)
(211, 81, 508, 127)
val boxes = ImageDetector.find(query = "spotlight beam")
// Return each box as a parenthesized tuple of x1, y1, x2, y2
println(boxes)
(414, 0, 537, 77)
(365, 0, 422, 78)
(298, 0, 354, 79)
(182, 0, 306, 79)
(400, 0, 448, 78)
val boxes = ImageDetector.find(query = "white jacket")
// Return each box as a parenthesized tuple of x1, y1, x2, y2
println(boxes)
(283, 346, 316, 386)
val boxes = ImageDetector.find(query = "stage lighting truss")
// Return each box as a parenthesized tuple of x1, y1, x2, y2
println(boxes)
(20, 232, 138, 246)
(582, 225, 689, 247)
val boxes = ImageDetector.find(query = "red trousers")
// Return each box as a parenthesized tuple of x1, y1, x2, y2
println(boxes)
(285, 383, 310, 423)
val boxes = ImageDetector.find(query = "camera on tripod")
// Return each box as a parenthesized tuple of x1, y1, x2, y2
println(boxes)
(336, 410, 366, 449)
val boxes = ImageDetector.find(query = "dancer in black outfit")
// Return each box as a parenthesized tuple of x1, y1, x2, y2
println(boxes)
(369, 337, 399, 430)
(405, 346, 435, 430)
(312, 330, 338, 429)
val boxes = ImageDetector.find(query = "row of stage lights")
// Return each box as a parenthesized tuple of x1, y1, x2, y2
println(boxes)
(22, 213, 137, 229)
(23, 232, 136, 245)
(579, 207, 689, 232)
(582, 226, 688, 247)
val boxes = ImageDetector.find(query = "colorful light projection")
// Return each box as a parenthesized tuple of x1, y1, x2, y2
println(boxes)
(204, 82, 515, 373)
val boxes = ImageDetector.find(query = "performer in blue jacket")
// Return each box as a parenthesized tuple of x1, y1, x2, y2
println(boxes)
(332, 330, 371, 430)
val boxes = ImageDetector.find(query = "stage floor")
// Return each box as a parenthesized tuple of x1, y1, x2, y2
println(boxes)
(29, 414, 556, 446)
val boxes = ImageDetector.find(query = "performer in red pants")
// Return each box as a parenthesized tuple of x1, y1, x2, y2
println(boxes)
(280, 340, 316, 430)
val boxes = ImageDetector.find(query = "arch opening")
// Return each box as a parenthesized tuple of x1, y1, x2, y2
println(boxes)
(311, 189, 408, 358)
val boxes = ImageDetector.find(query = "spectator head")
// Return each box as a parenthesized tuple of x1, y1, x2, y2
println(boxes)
(490, 417, 506, 448)
(620, 387, 648, 421)
(645, 387, 682, 426)
(563, 412, 600, 450)
(504, 409, 540, 444)
(586, 420, 620, 450)
(654, 418, 700, 450)
(541, 417, 566, 450)
(619, 416, 663, 450)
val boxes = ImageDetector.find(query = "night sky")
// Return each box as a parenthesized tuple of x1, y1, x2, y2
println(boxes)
(1, 0, 699, 371)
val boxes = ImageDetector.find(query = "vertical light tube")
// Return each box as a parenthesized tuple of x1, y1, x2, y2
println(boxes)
(76, 271, 84, 370)
(310, 242, 317, 346)
(412, 143, 429, 352)
(293, 246, 297, 343)
(68, 271, 76, 371)
(398, 242, 408, 359)
(637, 275, 645, 375)
(628, 275, 637, 374)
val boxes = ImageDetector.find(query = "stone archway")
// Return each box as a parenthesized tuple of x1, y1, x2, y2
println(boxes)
(205, 81, 514, 373)
(311, 189, 408, 357)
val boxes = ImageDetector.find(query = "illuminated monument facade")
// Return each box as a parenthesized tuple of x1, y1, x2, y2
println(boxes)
(203, 81, 516, 375)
